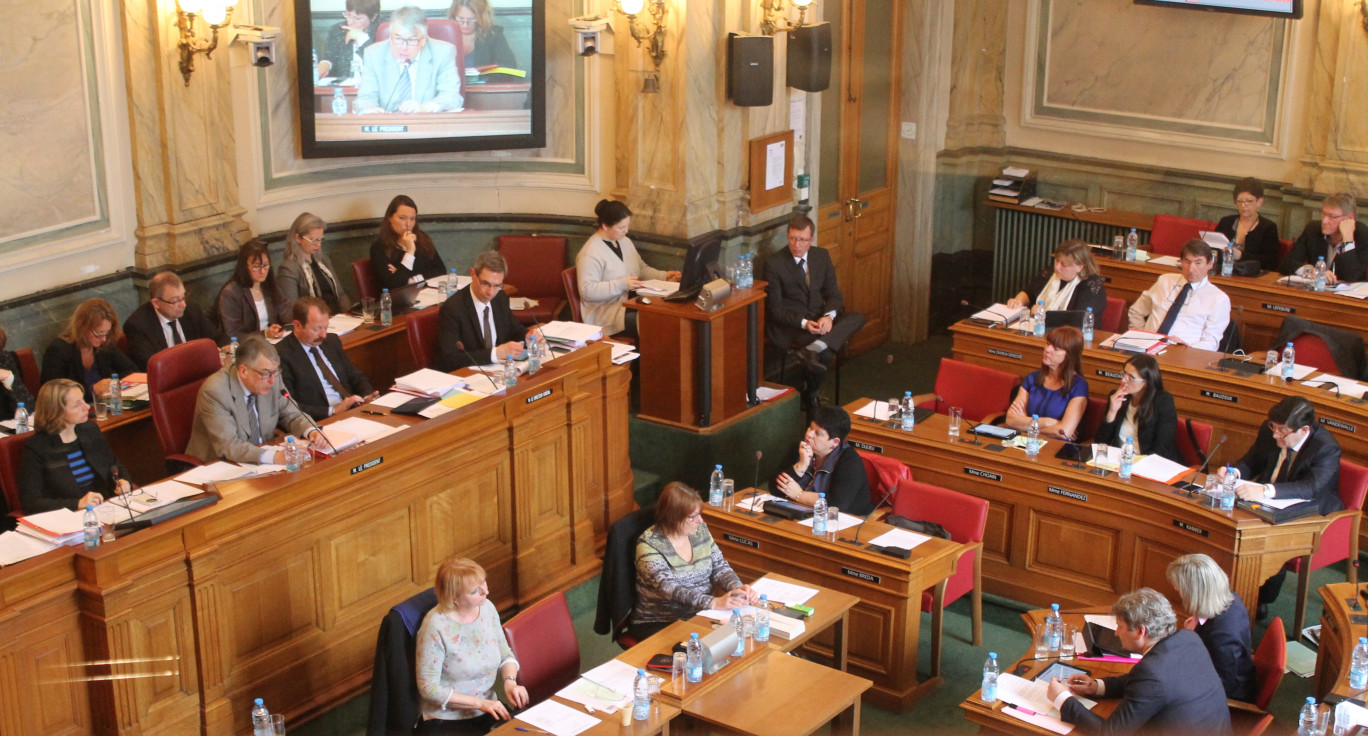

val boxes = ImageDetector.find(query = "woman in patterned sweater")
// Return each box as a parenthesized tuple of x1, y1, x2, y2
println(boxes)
(630, 482, 758, 640)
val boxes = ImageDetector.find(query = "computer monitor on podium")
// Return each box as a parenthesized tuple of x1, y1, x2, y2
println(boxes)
(680, 240, 722, 291)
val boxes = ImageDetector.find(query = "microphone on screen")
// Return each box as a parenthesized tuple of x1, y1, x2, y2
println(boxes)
(281, 389, 339, 456)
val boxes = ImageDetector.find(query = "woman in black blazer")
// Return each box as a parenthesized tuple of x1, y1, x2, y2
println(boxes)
(1093, 354, 1181, 462)
(0, 326, 34, 420)
(1214, 177, 1281, 272)
(1167, 553, 1256, 702)
(217, 239, 290, 341)
(370, 195, 447, 292)
(1006, 239, 1108, 317)
(19, 379, 130, 514)
(40, 298, 138, 404)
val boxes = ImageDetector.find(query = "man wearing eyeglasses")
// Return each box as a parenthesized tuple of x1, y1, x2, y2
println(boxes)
(1279, 193, 1368, 285)
(436, 251, 541, 372)
(354, 6, 463, 114)
(1220, 396, 1343, 618)
(186, 335, 326, 465)
(123, 271, 228, 371)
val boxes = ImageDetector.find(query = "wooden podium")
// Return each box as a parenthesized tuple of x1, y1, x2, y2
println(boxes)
(629, 283, 766, 429)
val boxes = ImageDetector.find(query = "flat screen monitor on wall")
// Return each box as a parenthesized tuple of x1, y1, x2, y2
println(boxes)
(295, 0, 545, 158)
(1133, 0, 1302, 19)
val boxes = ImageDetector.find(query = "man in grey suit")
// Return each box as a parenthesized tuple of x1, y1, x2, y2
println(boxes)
(354, 6, 463, 114)
(185, 335, 326, 465)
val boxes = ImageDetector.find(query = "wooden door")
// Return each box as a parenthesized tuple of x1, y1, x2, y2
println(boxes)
(816, 0, 901, 354)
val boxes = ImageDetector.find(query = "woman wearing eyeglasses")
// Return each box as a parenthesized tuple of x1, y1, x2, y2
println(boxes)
(447, 0, 517, 70)
(1093, 354, 1181, 462)
(18, 378, 131, 514)
(278, 213, 350, 314)
(631, 482, 758, 641)
(1214, 178, 1280, 272)
(40, 298, 138, 404)
(217, 240, 290, 341)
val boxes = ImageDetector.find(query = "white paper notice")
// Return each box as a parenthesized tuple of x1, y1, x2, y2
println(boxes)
(737, 493, 776, 511)
(369, 392, 413, 409)
(1265, 362, 1317, 380)
(176, 461, 255, 484)
(867, 528, 932, 551)
(514, 699, 601, 736)
(1084, 614, 1118, 630)
(854, 400, 896, 421)
(1002, 705, 1074, 735)
(765, 140, 786, 191)
(750, 577, 819, 607)
(798, 511, 862, 532)
(579, 658, 638, 700)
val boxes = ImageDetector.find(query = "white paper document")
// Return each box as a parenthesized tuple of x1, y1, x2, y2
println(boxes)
(854, 399, 897, 421)
(579, 658, 638, 700)
(555, 677, 629, 712)
(798, 511, 862, 532)
(514, 699, 601, 736)
(635, 280, 680, 296)
(750, 576, 819, 607)
(1002, 166, 1030, 178)
(1001, 705, 1074, 735)
(0, 531, 59, 566)
(1199, 230, 1231, 249)
(322, 417, 403, 452)
(18, 508, 85, 537)
(1265, 362, 1317, 380)
(1100, 330, 1167, 354)
(176, 461, 257, 485)
(1300, 373, 1367, 397)
(369, 392, 414, 408)
(508, 297, 539, 310)
(327, 314, 364, 335)
(542, 321, 604, 347)
(394, 368, 467, 397)
(1257, 496, 1311, 510)
(970, 303, 1024, 325)
(411, 289, 446, 310)
(997, 673, 1096, 717)
(126, 480, 203, 513)
(1131, 454, 1191, 483)
(1146, 255, 1181, 267)
(867, 528, 932, 551)
(1084, 614, 1118, 630)
(1335, 701, 1368, 734)
(737, 493, 776, 511)
(755, 386, 790, 401)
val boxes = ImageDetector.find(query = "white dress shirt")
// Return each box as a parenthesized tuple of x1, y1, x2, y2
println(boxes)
(159, 312, 182, 347)
(304, 343, 345, 414)
(1262, 428, 1310, 498)
(1127, 274, 1231, 351)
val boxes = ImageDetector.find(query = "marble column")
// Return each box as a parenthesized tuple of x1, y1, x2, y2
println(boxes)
(943, 0, 1006, 152)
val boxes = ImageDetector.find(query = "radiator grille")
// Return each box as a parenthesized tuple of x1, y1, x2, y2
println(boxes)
(991, 209, 1144, 303)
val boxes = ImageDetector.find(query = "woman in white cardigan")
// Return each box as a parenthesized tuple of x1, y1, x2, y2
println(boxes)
(575, 200, 679, 336)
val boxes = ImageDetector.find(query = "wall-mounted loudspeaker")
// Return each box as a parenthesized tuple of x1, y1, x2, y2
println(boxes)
(787, 23, 832, 92)
(727, 33, 774, 107)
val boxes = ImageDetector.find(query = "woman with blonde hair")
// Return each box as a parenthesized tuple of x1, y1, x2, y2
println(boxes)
(278, 212, 350, 313)
(415, 557, 528, 734)
(18, 378, 130, 514)
(1006, 239, 1108, 316)
(447, 0, 517, 69)
(1166, 553, 1255, 701)
(40, 298, 138, 403)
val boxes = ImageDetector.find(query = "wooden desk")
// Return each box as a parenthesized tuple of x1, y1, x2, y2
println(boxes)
(688, 572, 859, 672)
(703, 504, 963, 711)
(0, 548, 91, 735)
(313, 82, 531, 113)
(844, 403, 1328, 623)
(1314, 582, 1368, 699)
(315, 110, 530, 141)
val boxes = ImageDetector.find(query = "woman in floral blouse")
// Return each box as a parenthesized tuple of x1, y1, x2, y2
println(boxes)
(415, 557, 529, 734)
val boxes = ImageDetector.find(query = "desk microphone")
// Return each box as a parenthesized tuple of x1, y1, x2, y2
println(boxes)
(1306, 380, 1345, 401)
(959, 300, 1010, 329)
(735, 451, 766, 516)
(839, 481, 899, 548)
(281, 389, 340, 456)
(1218, 305, 1245, 355)
(454, 342, 504, 392)
(1057, 439, 1090, 470)
(110, 465, 137, 526)
(1173, 434, 1227, 495)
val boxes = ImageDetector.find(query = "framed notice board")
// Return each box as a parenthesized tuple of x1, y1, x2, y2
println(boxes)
(749, 130, 795, 212)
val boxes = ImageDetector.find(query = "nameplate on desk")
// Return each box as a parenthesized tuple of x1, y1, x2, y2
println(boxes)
(1261, 303, 1295, 315)
(1200, 389, 1238, 404)
(965, 467, 1002, 482)
(1173, 520, 1209, 537)
(1095, 369, 1123, 380)
(361, 125, 409, 133)
(987, 348, 1023, 360)
(525, 388, 553, 404)
(350, 457, 383, 475)
(1048, 486, 1087, 503)
(841, 567, 882, 584)
(723, 533, 759, 549)
(850, 439, 883, 453)
(1320, 417, 1357, 434)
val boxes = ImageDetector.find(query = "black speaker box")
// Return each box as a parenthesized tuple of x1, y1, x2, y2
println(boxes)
(787, 22, 832, 92)
(728, 33, 773, 107)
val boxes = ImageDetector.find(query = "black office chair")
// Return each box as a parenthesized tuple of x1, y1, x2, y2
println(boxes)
(594, 505, 656, 649)
(366, 588, 438, 736)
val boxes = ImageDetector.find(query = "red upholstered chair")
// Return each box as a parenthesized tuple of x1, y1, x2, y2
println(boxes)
(562, 267, 583, 323)
(14, 347, 39, 397)
(1148, 214, 1216, 257)
(353, 258, 379, 303)
(147, 338, 221, 472)
(498, 234, 568, 325)
(0, 432, 27, 521)
(1277, 238, 1295, 264)
(406, 307, 441, 370)
(1289, 460, 1368, 634)
(857, 449, 911, 511)
(503, 591, 581, 706)
(1288, 334, 1339, 376)
(1078, 396, 1107, 444)
(1100, 296, 1126, 334)
(912, 358, 1018, 424)
(1173, 416, 1214, 467)
(890, 480, 987, 677)
(1246, 617, 1285, 712)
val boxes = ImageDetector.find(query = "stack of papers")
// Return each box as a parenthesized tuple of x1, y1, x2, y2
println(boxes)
(1131, 454, 1191, 484)
(542, 321, 603, 347)
(1147, 255, 1181, 267)
(175, 461, 258, 484)
(1100, 330, 1168, 355)
(751, 577, 819, 606)
(635, 280, 680, 296)
(603, 340, 639, 364)
(328, 314, 364, 335)
(513, 699, 600, 736)
(0, 531, 59, 566)
(369, 392, 416, 409)
(394, 369, 467, 397)
(320, 417, 404, 453)
(997, 672, 1096, 718)
(737, 493, 776, 511)
(17, 509, 87, 546)
(970, 303, 1024, 326)
(411, 289, 445, 310)
(1335, 701, 1368, 731)
(125, 480, 203, 513)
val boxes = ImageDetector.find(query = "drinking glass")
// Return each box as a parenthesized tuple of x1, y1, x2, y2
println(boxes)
(671, 652, 687, 686)
(1111, 234, 1125, 259)
(827, 506, 840, 542)
(886, 397, 901, 423)
(1059, 624, 1077, 660)
(361, 297, 378, 323)
(1315, 704, 1330, 736)
(1035, 623, 1051, 658)
(1264, 350, 1280, 373)
(94, 400, 109, 421)
(948, 407, 963, 438)
(271, 714, 285, 735)
(1203, 474, 1221, 498)
(722, 479, 735, 512)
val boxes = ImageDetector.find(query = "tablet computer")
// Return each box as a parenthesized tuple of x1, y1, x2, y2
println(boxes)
(1033, 661, 1089, 682)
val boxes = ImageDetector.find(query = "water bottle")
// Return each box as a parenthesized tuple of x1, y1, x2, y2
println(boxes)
(380, 288, 393, 326)
(633, 668, 650, 721)
(1352, 637, 1368, 689)
(1032, 300, 1046, 337)
(502, 355, 517, 388)
(754, 594, 771, 643)
(812, 493, 828, 537)
(1220, 469, 1236, 512)
(284, 436, 300, 472)
(1314, 257, 1327, 292)
(83, 505, 101, 549)
(1222, 243, 1236, 277)
(227, 336, 239, 367)
(13, 402, 29, 434)
(109, 374, 122, 416)
(686, 632, 703, 682)
(1125, 228, 1139, 261)
(900, 391, 915, 431)
(1298, 696, 1318, 736)
(730, 609, 746, 656)
(1119, 437, 1134, 480)
(1281, 342, 1296, 380)
(1025, 415, 1040, 456)
(981, 652, 1000, 703)
(312, 49, 320, 84)
(251, 698, 272, 736)
(331, 87, 348, 116)
(1082, 307, 1094, 344)
(1045, 603, 1063, 653)
(444, 268, 459, 299)
(526, 337, 541, 375)
(709, 464, 724, 506)
(744, 253, 754, 289)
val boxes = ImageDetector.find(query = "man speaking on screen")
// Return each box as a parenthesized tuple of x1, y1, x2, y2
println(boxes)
(355, 6, 464, 114)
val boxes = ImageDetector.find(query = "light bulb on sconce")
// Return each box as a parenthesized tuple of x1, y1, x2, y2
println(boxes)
(760, 0, 814, 36)
(619, 0, 645, 16)
(174, 0, 237, 85)
(615, 0, 668, 88)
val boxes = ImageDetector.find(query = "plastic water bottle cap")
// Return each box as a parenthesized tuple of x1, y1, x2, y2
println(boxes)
(1287, 342, 1293, 347)
(690, 632, 699, 639)
(989, 652, 997, 659)
(638, 668, 646, 676)
(715, 464, 722, 470)
(1032, 415, 1039, 420)
(733, 609, 740, 614)
(1085, 307, 1092, 313)
(760, 594, 768, 601)
(255, 698, 264, 706)
(87, 505, 95, 511)
(1307, 697, 1316, 704)
(1051, 603, 1060, 611)
(1361, 637, 1367, 645)
(818, 493, 825, 498)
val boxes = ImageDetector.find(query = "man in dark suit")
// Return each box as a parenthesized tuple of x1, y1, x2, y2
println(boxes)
(1226, 395, 1344, 617)
(1279, 192, 1368, 284)
(123, 271, 227, 370)
(279, 297, 378, 422)
(436, 251, 534, 372)
(763, 216, 865, 414)
(1047, 588, 1232, 736)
